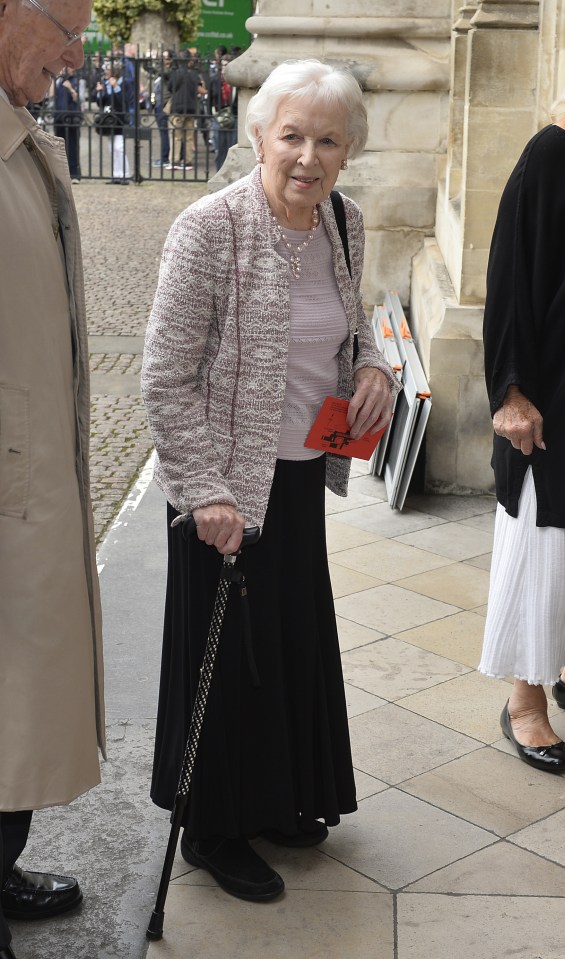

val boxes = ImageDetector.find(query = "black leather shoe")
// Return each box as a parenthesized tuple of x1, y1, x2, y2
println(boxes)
(0, 946, 17, 959)
(260, 818, 328, 848)
(500, 702, 565, 773)
(1, 865, 82, 920)
(180, 834, 284, 902)
(552, 678, 565, 709)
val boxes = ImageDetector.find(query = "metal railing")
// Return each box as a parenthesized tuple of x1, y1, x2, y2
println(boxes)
(33, 53, 229, 183)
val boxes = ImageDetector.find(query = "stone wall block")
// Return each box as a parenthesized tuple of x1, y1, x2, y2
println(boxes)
(467, 30, 538, 107)
(459, 247, 490, 303)
(366, 91, 448, 152)
(471, 0, 539, 31)
(424, 369, 494, 492)
(311, 0, 452, 15)
(345, 153, 438, 231)
(410, 240, 484, 365)
(431, 337, 486, 376)
(410, 238, 493, 491)
(227, 40, 450, 93)
(463, 108, 535, 191)
(364, 230, 426, 306)
(435, 181, 464, 302)
(256, 0, 452, 17)
(424, 374, 460, 486)
(453, 374, 494, 492)
(460, 187, 501, 251)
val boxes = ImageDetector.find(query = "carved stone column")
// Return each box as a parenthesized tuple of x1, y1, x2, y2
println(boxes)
(410, 0, 541, 493)
(211, 0, 451, 306)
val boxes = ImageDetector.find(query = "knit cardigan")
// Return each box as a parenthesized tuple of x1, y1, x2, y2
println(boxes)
(142, 165, 397, 529)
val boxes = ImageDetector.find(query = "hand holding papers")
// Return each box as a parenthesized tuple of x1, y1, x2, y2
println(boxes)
(305, 397, 387, 460)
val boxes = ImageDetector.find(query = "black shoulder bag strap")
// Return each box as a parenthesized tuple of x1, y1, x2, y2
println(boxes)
(330, 190, 359, 364)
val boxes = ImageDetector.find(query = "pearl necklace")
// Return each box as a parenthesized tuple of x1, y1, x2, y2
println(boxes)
(271, 206, 320, 280)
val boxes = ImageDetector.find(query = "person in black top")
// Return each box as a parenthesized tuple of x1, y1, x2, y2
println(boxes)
(167, 50, 204, 170)
(54, 67, 81, 181)
(480, 103, 565, 772)
(96, 60, 130, 182)
(208, 53, 237, 172)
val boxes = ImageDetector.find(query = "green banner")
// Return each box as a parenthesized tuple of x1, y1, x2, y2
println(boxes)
(198, 0, 253, 53)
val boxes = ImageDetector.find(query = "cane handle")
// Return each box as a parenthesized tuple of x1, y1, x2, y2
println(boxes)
(182, 514, 260, 546)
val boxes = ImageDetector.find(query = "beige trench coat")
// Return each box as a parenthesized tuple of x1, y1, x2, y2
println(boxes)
(0, 99, 105, 811)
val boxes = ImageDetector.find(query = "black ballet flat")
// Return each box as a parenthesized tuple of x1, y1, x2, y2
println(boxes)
(500, 702, 565, 773)
(552, 678, 565, 710)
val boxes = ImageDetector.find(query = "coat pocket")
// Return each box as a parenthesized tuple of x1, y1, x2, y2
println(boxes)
(0, 385, 31, 518)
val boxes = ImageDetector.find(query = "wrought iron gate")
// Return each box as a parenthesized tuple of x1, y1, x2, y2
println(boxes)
(34, 52, 224, 183)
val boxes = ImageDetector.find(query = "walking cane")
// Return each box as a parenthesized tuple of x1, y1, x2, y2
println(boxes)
(147, 516, 260, 942)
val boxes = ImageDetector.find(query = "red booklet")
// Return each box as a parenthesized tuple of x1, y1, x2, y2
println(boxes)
(304, 396, 387, 460)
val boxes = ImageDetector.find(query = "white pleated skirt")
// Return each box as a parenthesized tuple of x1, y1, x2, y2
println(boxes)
(479, 467, 565, 686)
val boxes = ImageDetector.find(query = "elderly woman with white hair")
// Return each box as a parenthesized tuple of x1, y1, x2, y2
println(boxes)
(480, 99, 565, 772)
(142, 58, 399, 901)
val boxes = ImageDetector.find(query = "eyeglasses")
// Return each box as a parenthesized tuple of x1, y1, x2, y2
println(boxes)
(24, 0, 84, 46)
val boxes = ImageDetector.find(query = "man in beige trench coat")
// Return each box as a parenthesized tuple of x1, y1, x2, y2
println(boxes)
(0, 2, 105, 956)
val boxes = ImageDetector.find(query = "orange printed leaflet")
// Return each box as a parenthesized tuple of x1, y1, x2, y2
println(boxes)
(304, 396, 387, 460)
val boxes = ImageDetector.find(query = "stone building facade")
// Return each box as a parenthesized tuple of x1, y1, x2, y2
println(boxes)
(214, 0, 564, 493)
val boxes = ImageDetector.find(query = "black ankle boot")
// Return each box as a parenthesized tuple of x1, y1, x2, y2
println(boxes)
(180, 833, 284, 902)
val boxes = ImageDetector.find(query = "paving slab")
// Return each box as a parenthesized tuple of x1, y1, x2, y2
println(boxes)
(392, 609, 487, 668)
(330, 538, 452, 581)
(510, 808, 565, 866)
(349, 704, 482, 785)
(397, 893, 565, 959)
(331, 501, 447, 537)
(146, 887, 393, 959)
(341, 636, 471, 701)
(334, 582, 460, 635)
(344, 682, 387, 718)
(336, 615, 386, 652)
(397, 561, 490, 609)
(324, 790, 495, 889)
(398, 671, 512, 743)
(395, 520, 494, 561)
(400, 746, 565, 836)
(404, 493, 496, 521)
(328, 561, 385, 598)
(325, 487, 384, 514)
(405, 841, 565, 896)
(325, 517, 381, 554)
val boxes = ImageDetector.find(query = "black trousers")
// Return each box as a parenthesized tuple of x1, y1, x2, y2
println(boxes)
(0, 811, 32, 949)
(53, 123, 81, 179)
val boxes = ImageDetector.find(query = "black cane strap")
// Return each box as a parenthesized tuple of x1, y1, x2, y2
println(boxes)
(221, 564, 261, 688)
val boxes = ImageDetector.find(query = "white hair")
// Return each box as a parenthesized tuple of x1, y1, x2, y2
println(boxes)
(245, 59, 368, 160)
(550, 94, 565, 123)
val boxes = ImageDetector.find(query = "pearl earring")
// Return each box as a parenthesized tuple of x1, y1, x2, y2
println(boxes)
(256, 150, 264, 164)
(341, 159, 348, 171)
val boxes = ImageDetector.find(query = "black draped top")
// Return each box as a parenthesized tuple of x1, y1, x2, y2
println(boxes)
(483, 124, 565, 527)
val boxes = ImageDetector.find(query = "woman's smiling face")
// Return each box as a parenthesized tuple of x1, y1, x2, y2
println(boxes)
(259, 95, 351, 227)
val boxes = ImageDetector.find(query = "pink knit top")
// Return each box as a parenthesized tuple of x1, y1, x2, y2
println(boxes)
(276, 220, 349, 460)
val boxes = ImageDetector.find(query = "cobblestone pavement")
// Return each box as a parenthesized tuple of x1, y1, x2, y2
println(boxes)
(75, 179, 208, 543)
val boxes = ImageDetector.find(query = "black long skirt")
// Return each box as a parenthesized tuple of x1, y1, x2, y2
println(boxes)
(150, 456, 357, 839)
